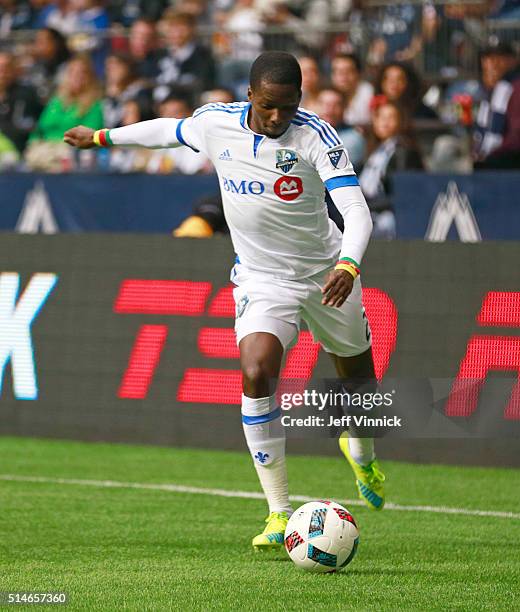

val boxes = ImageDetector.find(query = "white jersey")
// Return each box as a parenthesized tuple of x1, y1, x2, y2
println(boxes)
(175, 102, 359, 280)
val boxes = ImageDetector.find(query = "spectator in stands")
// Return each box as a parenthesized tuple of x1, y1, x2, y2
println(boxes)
(128, 17, 166, 79)
(25, 27, 70, 103)
(316, 87, 366, 170)
(108, 95, 156, 172)
(0, 0, 32, 36)
(158, 91, 193, 120)
(298, 55, 322, 114)
(103, 53, 150, 128)
(176, 0, 210, 23)
(146, 91, 212, 175)
(375, 62, 437, 120)
(221, 0, 263, 61)
(121, 96, 155, 125)
(215, 0, 263, 98)
(41, 0, 79, 36)
(108, 0, 169, 26)
(29, 54, 102, 142)
(366, 3, 422, 67)
(200, 87, 234, 105)
(173, 193, 225, 238)
(157, 11, 216, 95)
(360, 99, 423, 239)
(67, 0, 110, 76)
(331, 54, 374, 127)
(260, 1, 309, 54)
(76, 0, 109, 31)
(0, 51, 42, 152)
(474, 41, 520, 169)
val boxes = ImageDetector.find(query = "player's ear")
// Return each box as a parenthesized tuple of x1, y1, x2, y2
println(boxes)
(247, 86, 253, 101)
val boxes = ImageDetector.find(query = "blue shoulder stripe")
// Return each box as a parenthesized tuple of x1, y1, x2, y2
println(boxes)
(325, 175, 359, 191)
(295, 111, 341, 146)
(291, 118, 337, 147)
(293, 114, 340, 147)
(296, 110, 341, 146)
(293, 116, 333, 146)
(176, 119, 199, 153)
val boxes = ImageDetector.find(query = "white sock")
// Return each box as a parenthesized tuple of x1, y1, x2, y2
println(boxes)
(242, 394, 292, 515)
(348, 437, 375, 466)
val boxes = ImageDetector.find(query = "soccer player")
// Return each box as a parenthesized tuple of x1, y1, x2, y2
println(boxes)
(64, 51, 386, 551)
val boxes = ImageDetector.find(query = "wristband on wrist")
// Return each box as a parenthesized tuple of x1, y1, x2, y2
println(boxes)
(335, 256, 360, 279)
(93, 129, 113, 147)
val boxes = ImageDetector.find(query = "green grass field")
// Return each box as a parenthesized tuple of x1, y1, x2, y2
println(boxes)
(1, 436, 519, 611)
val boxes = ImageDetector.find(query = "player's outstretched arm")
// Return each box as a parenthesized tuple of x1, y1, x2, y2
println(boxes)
(64, 118, 188, 150)
(322, 185, 373, 308)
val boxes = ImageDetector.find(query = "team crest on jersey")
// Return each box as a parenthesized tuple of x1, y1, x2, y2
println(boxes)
(327, 147, 349, 170)
(276, 149, 299, 174)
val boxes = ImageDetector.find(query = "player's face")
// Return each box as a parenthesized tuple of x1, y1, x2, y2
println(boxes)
(248, 81, 301, 138)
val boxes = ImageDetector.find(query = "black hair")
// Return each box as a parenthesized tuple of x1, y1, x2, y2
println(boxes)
(43, 27, 70, 67)
(126, 95, 156, 122)
(158, 84, 194, 110)
(250, 51, 302, 91)
(375, 61, 423, 113)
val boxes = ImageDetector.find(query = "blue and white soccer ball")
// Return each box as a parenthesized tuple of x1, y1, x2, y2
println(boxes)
(284, 500, 359, 573)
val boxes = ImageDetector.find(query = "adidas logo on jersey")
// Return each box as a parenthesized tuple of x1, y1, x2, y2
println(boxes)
(219, 149, 232, 161)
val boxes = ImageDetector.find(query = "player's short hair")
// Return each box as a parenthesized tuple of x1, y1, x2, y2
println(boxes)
(250, 52, 302, 91)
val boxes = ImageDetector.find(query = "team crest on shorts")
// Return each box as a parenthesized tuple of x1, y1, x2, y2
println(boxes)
(236, 295, 249, 318)
(327, 147, 349, 169)
(276, 149, 299, 173)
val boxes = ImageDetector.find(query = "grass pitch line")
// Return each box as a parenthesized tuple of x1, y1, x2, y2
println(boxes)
(1, 474, 519, 520)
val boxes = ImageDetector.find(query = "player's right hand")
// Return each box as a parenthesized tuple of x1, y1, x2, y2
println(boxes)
(63, 126, 96, 149)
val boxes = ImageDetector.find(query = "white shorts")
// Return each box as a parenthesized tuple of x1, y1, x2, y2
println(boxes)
(231, 264, 371, 357)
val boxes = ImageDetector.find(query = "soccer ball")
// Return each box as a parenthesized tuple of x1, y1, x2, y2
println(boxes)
(284, 500, 359, 573)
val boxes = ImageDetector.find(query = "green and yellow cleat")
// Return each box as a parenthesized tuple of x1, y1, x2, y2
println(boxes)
(339, 432, 386, 511)
(252, 511, 289, 551)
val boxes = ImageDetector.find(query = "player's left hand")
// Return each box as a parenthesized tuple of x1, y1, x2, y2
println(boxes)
(321, 269, 354, 308)
(63, 125, 96, 149)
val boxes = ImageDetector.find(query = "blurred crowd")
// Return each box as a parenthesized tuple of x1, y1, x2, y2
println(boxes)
(0, 0, 519, 237)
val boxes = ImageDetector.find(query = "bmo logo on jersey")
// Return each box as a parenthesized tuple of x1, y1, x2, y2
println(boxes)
(274, 176, 303, 202)
(222, 177, 265, 195)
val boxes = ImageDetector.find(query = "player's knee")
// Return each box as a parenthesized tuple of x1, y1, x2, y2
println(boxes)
(242, 361, 273, 396)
